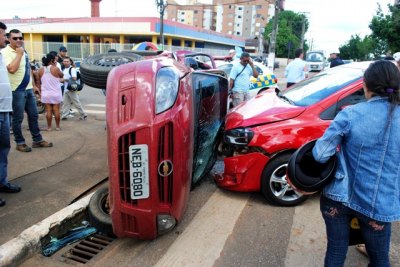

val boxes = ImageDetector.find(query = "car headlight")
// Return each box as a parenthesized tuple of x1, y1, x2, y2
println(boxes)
(155, 67, 179, 114)
(224, 128, 254, 145)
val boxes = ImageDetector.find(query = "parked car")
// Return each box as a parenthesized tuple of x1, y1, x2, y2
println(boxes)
(83, 50, 229, 239)
(215, 60, 278, 98)
(216, 62, 370, 206)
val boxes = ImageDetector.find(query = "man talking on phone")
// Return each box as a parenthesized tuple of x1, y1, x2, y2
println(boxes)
(229, 52, 258, 108)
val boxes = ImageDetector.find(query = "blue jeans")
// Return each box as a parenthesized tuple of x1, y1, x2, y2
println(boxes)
(320, 195, 391, 267)
(12, 89, 43, 145)
(0, 112, 11, 185)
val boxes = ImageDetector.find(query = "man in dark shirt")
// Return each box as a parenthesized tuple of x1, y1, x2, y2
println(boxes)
(329, 52, 344, 68)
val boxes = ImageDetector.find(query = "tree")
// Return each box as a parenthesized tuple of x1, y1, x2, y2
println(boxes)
(339, 35, 374, 61)
(369, 3, 400, 55)
(264, 10, 309, 58)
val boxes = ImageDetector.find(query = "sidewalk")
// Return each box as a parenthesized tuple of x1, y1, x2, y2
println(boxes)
(0, 87, 108, 266)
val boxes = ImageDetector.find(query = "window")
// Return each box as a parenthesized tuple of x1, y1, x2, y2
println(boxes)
(236, 31, 241, 35)
(238, 15, 242, 18)
(256, 5, 262, 9)
(194, 10, 198, 14)
(238, 7, 242, 10)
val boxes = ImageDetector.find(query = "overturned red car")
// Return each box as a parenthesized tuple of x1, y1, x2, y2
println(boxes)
(216, 62, 370, 206)
(83, 50, 228, 239)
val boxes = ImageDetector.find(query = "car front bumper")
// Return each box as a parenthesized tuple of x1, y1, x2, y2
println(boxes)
(215, 152, 270, 192)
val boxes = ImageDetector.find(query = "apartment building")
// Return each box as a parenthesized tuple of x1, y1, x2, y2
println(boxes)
(166, 0, 272, 39)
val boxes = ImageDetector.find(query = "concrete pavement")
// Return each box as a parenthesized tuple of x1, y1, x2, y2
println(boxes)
(0, 87, 108, 266)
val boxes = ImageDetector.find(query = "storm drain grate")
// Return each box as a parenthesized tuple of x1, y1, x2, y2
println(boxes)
(61, 233, 115, 264)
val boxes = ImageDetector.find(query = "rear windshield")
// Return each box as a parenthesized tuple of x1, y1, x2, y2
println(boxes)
(282, 67, 363, 106)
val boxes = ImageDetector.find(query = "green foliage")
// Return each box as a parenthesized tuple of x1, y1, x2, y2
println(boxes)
(339, 3, 400, 60)
(264, 10, 309, 58)
(369, 3, 400, 55)
(339, 35, 374, 61)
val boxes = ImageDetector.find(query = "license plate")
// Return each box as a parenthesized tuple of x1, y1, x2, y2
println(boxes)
(129, 144, 149, 200)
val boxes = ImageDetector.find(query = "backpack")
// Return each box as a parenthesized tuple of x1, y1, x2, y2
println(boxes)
(67, 67, 84, 91)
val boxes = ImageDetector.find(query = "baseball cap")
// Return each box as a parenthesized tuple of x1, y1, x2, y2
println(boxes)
(229, 49, 235, 54)
(59, 46, 67, 52)
(393, 52, 400, 62)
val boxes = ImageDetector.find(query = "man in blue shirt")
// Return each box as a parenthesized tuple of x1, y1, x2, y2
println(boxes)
(229, 52, 259, 108)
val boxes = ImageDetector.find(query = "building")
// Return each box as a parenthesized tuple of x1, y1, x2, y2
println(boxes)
(166, 0, 272, 39)
(1, 0, 245, 61)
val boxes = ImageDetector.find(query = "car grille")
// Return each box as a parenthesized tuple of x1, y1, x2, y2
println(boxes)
(117, 123, 174, 206)
(118, 132, 138, 205)
(157, 122, 174, 205)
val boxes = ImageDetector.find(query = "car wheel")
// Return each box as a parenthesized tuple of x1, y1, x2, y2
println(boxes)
(80, 52, 143, 89)
(261, 153, 308, 206)
(87, 183, 114, 236)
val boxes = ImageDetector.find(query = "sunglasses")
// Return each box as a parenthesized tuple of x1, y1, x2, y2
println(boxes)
(11, 37, 24, 41)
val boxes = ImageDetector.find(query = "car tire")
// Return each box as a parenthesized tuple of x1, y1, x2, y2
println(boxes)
(261, 153, 308, 206)
(87, 183, 114, 236)
(80, 52, 143, 89)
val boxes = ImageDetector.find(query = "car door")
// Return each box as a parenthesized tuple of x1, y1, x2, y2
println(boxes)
(191, 72, 228, 184)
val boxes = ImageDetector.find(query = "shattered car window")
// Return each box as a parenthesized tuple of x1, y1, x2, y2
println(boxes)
(191, 73, 228, 183)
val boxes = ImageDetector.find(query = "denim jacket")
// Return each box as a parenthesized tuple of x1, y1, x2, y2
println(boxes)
(312, 96, 400, 222)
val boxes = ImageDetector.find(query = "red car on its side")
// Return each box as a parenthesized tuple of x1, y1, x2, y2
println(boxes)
(216, 62, 370, 206)
(84, 51, 228, 239)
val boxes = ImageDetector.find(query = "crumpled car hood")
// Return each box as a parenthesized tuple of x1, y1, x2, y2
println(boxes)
(225, 91, 306, 129)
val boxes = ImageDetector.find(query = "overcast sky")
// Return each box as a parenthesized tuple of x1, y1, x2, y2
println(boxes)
(0, 0, 393, 54)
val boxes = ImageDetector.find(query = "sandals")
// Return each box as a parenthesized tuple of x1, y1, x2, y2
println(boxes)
(356, 244, 368, 257)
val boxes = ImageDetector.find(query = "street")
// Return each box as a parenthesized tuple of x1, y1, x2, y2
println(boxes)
(2, 69, 400, 267)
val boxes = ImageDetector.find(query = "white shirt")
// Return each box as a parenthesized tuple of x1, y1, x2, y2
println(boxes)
(63, 66, 77, 91)
(285, 58, 307, 83)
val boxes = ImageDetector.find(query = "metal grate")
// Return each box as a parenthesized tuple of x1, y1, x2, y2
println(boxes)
(61, 234, 115, 264)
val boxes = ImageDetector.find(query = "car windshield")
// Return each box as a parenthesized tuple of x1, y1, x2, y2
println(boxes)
(306, 53, 324, 62)
(281, 67, 363, 106)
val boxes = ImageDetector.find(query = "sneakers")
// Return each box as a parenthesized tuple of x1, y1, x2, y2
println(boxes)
(16, 144, 32, 152)
(32, 140, 53, 148)
(61, 114, 74, 120)
(79, 115, 88, 120)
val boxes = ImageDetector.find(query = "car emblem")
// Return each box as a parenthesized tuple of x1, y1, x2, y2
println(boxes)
(158, 160, 173, 177)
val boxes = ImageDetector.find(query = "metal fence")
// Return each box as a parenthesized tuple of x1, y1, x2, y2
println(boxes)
(27, 41, 230, 62)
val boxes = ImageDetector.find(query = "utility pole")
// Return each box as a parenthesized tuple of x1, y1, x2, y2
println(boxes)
(299, 12, 309, 50)
(155, 0, 167, 50)
(267, 0, 284, 71)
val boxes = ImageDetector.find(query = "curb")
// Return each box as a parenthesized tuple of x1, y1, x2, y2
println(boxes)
(0, 193, 93, 267)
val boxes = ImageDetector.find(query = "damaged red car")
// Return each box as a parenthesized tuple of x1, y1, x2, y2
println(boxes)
(82, 50, 228, 239)
(216, 62, 370, 206)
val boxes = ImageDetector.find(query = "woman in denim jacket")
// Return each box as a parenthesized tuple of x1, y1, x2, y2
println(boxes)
(312, 60, 400, 267)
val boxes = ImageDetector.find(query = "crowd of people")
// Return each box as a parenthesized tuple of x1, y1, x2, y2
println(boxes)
(0, 22, 87, 207)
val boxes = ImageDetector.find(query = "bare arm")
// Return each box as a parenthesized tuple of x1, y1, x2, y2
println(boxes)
(7, 47, 25, 74)
(249, 60, 259, 78)
(229, 78, 234, 91)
